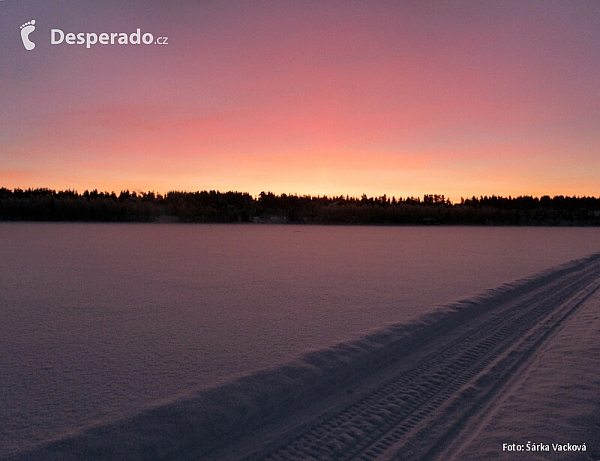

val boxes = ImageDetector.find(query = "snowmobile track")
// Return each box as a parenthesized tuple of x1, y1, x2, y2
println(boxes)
(239, 254, 600, 461)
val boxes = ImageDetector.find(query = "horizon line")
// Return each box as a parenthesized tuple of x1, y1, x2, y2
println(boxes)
(3, 186, 600, 205)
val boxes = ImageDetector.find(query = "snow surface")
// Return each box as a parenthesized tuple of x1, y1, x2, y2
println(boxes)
(5, 223, 600, 458)
(444, 281, 600, 460)
(7, 252, 600, 460)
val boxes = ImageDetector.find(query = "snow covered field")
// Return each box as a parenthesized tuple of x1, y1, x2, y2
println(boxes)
(9, 252, 600, 461)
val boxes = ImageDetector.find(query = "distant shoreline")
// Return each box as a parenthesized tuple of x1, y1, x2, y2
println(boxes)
(1, 188, 599, 226)
(2, 220, 599, 228)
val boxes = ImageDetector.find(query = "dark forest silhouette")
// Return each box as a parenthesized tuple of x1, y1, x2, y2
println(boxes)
(1, 187, 599, 225)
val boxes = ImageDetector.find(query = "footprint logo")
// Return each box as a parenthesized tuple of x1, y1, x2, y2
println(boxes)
(20, 20, 36, 50)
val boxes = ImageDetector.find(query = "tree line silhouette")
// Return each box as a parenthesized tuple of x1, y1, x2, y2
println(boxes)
(1, 187, 599, 225)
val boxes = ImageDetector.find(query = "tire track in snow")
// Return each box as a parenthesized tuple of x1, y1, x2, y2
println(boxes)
(239, 254, 600, 461)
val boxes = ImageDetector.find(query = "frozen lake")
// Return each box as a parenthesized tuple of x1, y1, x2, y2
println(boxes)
(1, 223, 599, 458)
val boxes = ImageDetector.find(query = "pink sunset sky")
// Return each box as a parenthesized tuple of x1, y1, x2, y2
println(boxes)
(1, 0, 599, 201)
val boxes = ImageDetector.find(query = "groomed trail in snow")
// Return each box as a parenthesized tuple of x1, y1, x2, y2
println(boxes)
(9, 253, 600, 461)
